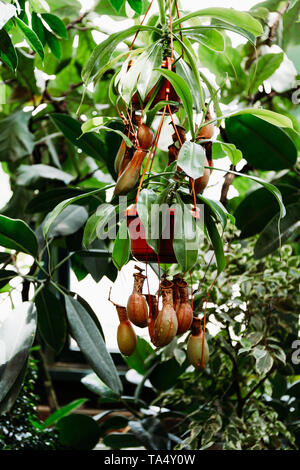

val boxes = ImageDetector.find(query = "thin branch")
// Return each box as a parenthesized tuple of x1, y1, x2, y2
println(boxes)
(66, 11, 89, 30)
(267, 1, 291, 46)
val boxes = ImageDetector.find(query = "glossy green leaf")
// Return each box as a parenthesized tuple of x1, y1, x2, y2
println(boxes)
(15, 17, 44, 59)
(173, 194, 199, 273)
(0, 302, 36, 404)
(155, 69, 194, 137)
(235, 184, 300, 238)
(82, 25, 157, 85)
(103, 432, 142, 449)
(0, 215, 38, 256)
(112, 220, 130, 270)
(44, 204, 88, 239)
(128, 0, 143, 14)
(0, 29, 18, 70)
(205, 212, 226, 274)
(16, 164, 73, 188)
(31, 12, 46, 46)
(43, 186, 110, 239)
(254, 202, 300, 259)
(26, 188, 90, 214)
(43, 399, 87, 428)
(173, 7, 263, 37)
(230, 108, 294, 128)
(248, 53, 284, 95)
(148, 357, 188, 391)
(177, 141, 205, 179)
(225, 114, 298, 170)
(50, 114, 112, 167)
(81, 119, 133, 147)
(110, 0, 124, 12)
(137, 44, 163, 101)
(98, 414, 129, 436)
(56, 414, 100, 450)
(41, 13, 68, 39)
(197, 194, 234, 229)
(0, 110, 34, 162)
(0, 361, 28, 415)
(123, 337, 154, 375)
(45, 28, 61, 59)
(83, 205, 117, 249)
(184, 28, 225, 52)
(35, 284, 67, 354)
(64, 295, 123, 394)
(81, 373, 120, 403)
(214, 165, 286, 220)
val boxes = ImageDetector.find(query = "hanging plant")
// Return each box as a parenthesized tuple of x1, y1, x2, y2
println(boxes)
(45, 0, 292, 369)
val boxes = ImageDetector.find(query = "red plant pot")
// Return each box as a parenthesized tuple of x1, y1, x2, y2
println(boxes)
(126, 206, 177, 263)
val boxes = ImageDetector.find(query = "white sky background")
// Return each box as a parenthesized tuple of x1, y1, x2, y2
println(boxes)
(0, 0, 266, 350)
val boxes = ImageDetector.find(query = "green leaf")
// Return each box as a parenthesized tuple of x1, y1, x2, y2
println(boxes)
(0, 29, 18, 70)
(136, 188, 160, 253)
(148, 357, 188, 391)
(82, 25, 157, 85)
(123, 336, 154, 375)
(26, 188, 89, 214)
(248, 53, 284, 95)
(0, 215, 38, 257)
(64, 295, 123, 394)
(41, 13, 68, 39)
(254, 348, 274, 375)
(98, 414, 129, 436)
(173, 194, 199, 273)
(230, 108, 294, 128)
(43, 399, 87, 428)
(15, 17, 44, 59)
(44, 204, 88, 239)
(35, 284, 67, 354)
(205, 212, 225, 274)
(214, 166, 286, 220)
(45, 28, 61, 59)
(81, 119, 133, 147)
(235, 184, 299, 238)
(83, 205, 117, 249)
(254, 202, 300, 259)
(219, 142, 242, 165)
(50, 114, 110, 166)
(0, 110, 34, 162)
(112, 220, 130, 270)
(155, 68, 194, 137)
(103, 432, 142, 449)
(127, 0, 143, 14)
(0, 361, 28, 415)
(0, 302, 36, 404)
(137, 44, 163, 101)
(56, 414, 100, 450)
(225, 114, 297, 170)
(81, 373, 120, 403)
(110, 0, 124, 12)
(16, 164, 73, 188)
(31, 12, 46, 46)
(43, 187, 111, 240)
(173, 7, 263, 37)
(184, 28, 225, 52)
(177, 141, 205, 179)
(197, 194, 234, 229)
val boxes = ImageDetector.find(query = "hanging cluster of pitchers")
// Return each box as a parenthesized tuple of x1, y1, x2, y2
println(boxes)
(111, 266, 209, 370)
